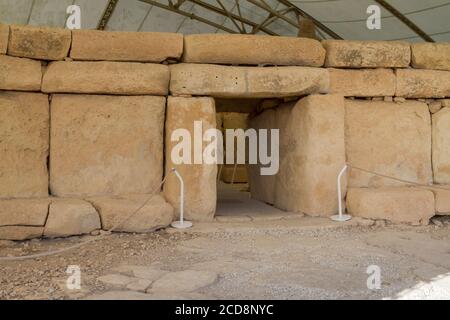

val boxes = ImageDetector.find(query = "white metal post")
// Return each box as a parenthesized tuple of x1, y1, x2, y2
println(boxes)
(331, 164, 352, 222)
(171, 168, 193, 229)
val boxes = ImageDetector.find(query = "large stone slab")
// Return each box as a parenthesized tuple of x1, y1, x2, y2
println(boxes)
(432, 108, 450, 184)
(0, 92, 49, 198)
(0, 55, 42, 91)
(412, 43, 450, 71)
(42, 61, 169, 95)
(430, 186, 450, 215)
(396, 69, 450, 98)
(0, 24, 9, 54)
(8, 25, 71, 60)
(0, 198, 50, 226)
(70, 30, 183, 62)
(274, 95, 346, 216)
(50, 95, 165, 197)
(328, 68, 395, 97)
(164, 97, 217, 221)
(89, 194, 174, 233)
(347, 187, 435, 225)
(345, 100, 432, 187)
(44, 199, 101, 238)
(0, 226, 44, 240)
(183, 34, 325, 66)
(323, 40, 410, 68)
(170, 63, 329, 98)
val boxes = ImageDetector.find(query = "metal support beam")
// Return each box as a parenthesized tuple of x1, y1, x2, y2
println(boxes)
(97, 0, 119, 30)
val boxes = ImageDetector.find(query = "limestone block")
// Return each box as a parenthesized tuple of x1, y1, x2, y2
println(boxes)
(346, 187, 435, 225)
(170, 63, 329, 98)
(50, 94, 165, 197)
(396, 69, 450, 98)
(432, 108, 450, 184)
(0, 226, 43, 240)
(274, 95, 346, 216)
(0, 92, 49, 198)
(328, 68, 396, 97)
(412, 43, 450, 71)
(89, 194, 174, 233)
(430, 187, 450, 215)
(0, 199, 50, 226)
(222, 112, 248, 129)
(0, 24, 9, 54)
(164, 97, 217, 221)
(0, 55, 42, 91)
(345, 100, 432, 187)
(183, 34, 325, 66)
(323, 40, 410, 68)
(42, 61, 169, 95)
(70, 30, 183, 62)
(221, 165, 248, 184)
(8, 25, 71, 60)
(44, 199, 101, 238)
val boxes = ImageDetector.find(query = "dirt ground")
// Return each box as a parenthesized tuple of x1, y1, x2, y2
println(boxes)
(0, 214, 449, 300)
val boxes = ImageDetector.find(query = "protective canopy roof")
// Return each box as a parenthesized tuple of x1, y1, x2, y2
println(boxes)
(0, 0, 449, 42)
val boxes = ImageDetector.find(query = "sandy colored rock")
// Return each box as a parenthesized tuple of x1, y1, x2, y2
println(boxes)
(396, 69, 450, 98)
(149, 270, 217, 293)
(221, 165, 248, 184)
(0, 199, 50, 227)
(44, 199, 101, 238)
(8, 25, 71, 60)
(347, 187, 435, 225)
(183, 34, 325, 66)
(170, 63, 329, 98)
(0, 226, 44, 240)
(0, 55, 42, 91)
(432, 108, 450, 184)
(323, 40, 410, 68)
(222, 112, 248, 129)
(89, 194, 174, 233)
(346, 100, 432, 187)
(412, 43, 450, 71)
(127, 279, 153, 292)
(0, 24, 9, 54)
(70, 30, 183, 62)
(50, 95, 165, 197)
(98, 274, 136, 288)
(441, 100, 450, 108)
(164, 97, 217, 221)
(215, 98, 261, 113)
(42, 61, 169, 95)
(274, 95, 346, 216)
(328, 68, 395, 97)
(0, 92, 49, 198)
(428, 101, 442, 114)
(429, 186, 450, 215)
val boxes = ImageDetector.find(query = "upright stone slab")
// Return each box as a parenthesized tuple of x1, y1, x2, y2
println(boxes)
(432, 108, 450, 184)
(0, 55, 42, 91)
(0, 92, 49, 198)
(70, 30, 183, 62)
(0, 24, 9, 54)
(42, 61, 169, 95)
(345, 100, 432, 187)
(170, 63, 329, 98)
(396, 69, 450, 98)
(411, 43, 450, 71)
(0, 198, 50, 227)
(323, 40, 410, 68)
(8, 25, 71, 60)
(50, 95, 165, 197)
(164, 97, 217, 221)
(328, 68, 395, 97)
(274, 95, 346, 216)
(430, 186, 450, 215)
(183, 34, 325, 66)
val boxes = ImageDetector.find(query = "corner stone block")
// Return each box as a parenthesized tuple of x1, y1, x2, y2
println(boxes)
(396, 69, 450, 99)
(411, 43, 450, 71)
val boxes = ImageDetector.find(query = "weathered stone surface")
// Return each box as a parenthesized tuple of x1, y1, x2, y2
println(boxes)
(98, 274, 136, 288)
(50, 95, 165, 197)
(0, 55, 42, 91)
(127, 279, 153, 292)
(170, 63, 329, 98)
(183, 34, 325, 66)
(347, 187, 435, 225)
(149, 270, 217, 293)
(428, 101, 442, 114)
(0, 199, 50, 227)
(44, 199, 101, 238)
(328, 68, 395, 97)
(412, 43, 450, 71)
(89, 194, 174, 233)
(70, 30, 183, 62)
(442, 100, 450, 108)
(345, 100, 432, 187)
(323, 40, 410, 68)
(113, 265, 168, 281)
(430, 186, 450, 215)
(432, 108, 450, 184)
(215, 98, 261, 113)
(221, 165, 248, 183)
(164, 97, 217, 221)
(42, 61, 169, 95)
(396, 69, 450, 98)
(8, 25, 71, 60)
(0, 226, 43, 240)
(0, 24, 9, 54)
(274, 95, 346, 216)
(222, 112, 248, 130)
(0, 92, 49, 198)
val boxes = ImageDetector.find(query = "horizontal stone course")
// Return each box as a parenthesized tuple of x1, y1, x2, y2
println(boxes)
(183, 34, 325, 66)
(0, 198, 50, 227)
(411, 43, 450, 71)
(70, 30, 183, 62)
(396, 69, 450, 98)
(0, 24, 8, 54)
(0, 55, 42, 91)
(0, 226, 44, 241)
